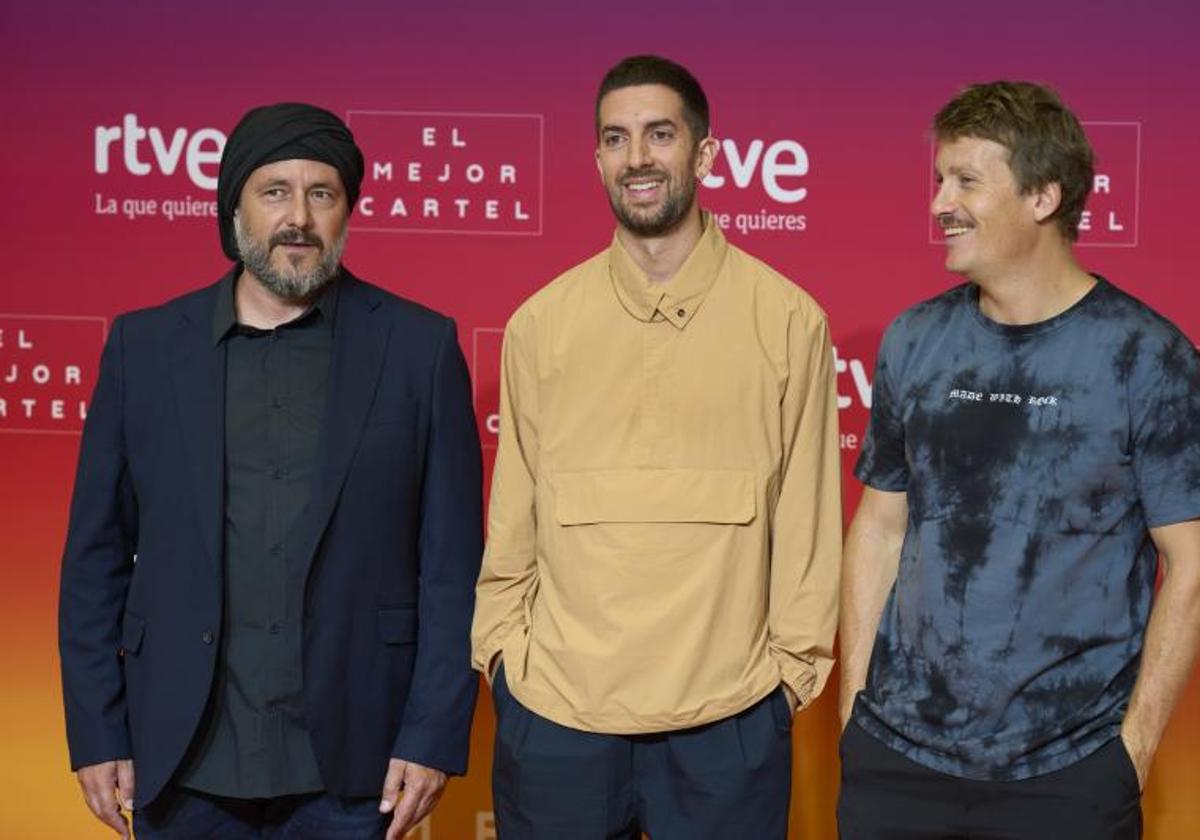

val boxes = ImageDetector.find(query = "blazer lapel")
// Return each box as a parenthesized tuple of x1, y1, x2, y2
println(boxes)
(169, 282, 226, 576)
(297, 273, 390, 573)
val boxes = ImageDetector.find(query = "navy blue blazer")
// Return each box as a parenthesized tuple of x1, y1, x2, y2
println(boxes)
(58, 269, 483, 806)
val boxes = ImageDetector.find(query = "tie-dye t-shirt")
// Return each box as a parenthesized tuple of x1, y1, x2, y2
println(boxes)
(853, 277, 1200, 781)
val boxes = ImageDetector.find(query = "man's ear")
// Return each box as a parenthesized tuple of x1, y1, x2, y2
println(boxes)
(694, 134, 719, 181)
(1032, 181, 1063, 224)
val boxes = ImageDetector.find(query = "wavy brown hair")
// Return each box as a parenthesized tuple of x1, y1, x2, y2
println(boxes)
(935, 81, 1094, 241)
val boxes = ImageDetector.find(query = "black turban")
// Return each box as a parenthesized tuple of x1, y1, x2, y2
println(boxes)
(217, 102, 365, 260)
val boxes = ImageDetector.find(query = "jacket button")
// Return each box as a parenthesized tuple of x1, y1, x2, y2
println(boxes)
(201, 631, 214, 645)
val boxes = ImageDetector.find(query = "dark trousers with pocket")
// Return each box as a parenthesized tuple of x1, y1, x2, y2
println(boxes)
(491, 667, 793, 840)
(837, 721, 1142, 840)
(132, 787, 390, 839)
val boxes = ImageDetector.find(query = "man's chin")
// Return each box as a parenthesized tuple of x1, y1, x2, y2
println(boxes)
(278, 262, 330, 289)
(274, 249, 323, 271)
(944, 254, 967, 275)
(613, 205, 683, 237)
(254, 266, 334, 302)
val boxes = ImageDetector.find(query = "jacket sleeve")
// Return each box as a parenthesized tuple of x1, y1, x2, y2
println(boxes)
(58, 315, 139, 769)
(391, 317, 483, 775)
(470, 310, 539, 681)
(767, 309, 843, 710)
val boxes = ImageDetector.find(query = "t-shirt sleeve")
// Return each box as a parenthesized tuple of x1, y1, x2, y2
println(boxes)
(855, 322, 909, 491)
(1130, 327, 1200, 528)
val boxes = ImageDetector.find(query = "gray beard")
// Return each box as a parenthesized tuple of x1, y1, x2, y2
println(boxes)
(234, 216, 346, 301)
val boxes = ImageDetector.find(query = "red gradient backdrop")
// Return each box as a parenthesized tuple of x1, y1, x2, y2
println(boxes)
(3, 1, 1197, 836)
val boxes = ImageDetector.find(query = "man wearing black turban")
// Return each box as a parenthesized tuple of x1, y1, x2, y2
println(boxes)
(60, 102, 483, 839)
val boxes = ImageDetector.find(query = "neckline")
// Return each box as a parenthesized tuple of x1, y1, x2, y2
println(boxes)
(966, 275, 1106, 339)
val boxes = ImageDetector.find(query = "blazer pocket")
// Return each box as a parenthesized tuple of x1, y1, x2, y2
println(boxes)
(120, 611, 146, 656)
(377, 606, 418, 644)
(553, 468, 756, 525)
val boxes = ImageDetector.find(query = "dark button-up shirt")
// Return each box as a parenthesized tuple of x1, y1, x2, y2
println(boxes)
(179, 272, 337, 797)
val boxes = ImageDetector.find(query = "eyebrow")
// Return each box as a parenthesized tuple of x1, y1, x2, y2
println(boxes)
(600, 118, 680, 135)
(937, 163, 982, 176)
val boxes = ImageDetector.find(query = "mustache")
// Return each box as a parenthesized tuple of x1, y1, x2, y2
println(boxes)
(936, 213, 970, 229)
(270, 229, 324, 249)
(619, 167, 670, 186)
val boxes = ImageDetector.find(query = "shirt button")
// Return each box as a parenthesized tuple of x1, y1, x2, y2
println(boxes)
(270, 543, 283, 556)
(201, 631, 214, 645)
(676, 308, 686, 318)
(269, 623, 281, 635)
(272, 467, 287, 479)
(271, 397, 282, 409)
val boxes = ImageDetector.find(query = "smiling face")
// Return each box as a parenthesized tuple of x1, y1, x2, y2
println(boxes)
(595, 84, 716, 238)
(931, 136, 1051, 283)
(234, 158, 349, 300)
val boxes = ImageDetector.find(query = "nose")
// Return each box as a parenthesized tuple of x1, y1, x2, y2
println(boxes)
(627, 134, 651, 170)
(930, 179, 955, 219)
(284, 191, 313, 229)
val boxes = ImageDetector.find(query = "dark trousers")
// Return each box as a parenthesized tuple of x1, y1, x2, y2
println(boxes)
(491, 669, 793, 840)
(837, 721, 1142, 840)
(132, 787, 390, 839)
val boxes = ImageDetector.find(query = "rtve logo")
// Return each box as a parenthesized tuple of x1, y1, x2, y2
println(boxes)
(834, 347, 872, 410)
(93, 114, 226, 190)
(701, 138, 810, 203)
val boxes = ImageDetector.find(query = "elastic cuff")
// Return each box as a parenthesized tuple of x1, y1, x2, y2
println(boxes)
(777, 661, 818, 711)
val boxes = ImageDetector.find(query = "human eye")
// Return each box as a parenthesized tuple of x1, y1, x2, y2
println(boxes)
(602, 132, 627, 148)
(649, 127, 675, 144)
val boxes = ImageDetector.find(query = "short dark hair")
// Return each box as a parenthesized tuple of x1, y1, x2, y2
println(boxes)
(596, 55, 710, 142)
(934, 81, 1094, 241)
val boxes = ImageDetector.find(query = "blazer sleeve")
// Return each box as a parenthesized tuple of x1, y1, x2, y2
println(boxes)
(391, 317, 483, 775)
(58, 315, 139, 769)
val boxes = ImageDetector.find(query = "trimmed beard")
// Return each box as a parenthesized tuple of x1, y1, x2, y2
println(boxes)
(605, 162, 699, 237)
(234, 215, 346, 301)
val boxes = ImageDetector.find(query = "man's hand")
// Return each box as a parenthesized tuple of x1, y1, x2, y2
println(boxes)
(1119, 727, 1151, 791)
(782, 683, 799, 714)
(1118, 519, 1200, 796)
(379, 758, 447, 839)
(839, 488, 908, 730)
(76, 759, 135, 838)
